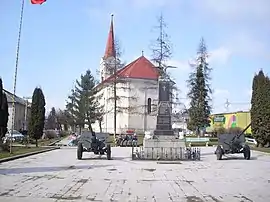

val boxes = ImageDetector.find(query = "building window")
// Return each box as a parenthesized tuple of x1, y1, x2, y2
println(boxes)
(147, 98, 152, 114)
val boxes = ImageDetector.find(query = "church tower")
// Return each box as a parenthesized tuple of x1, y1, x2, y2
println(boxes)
(100, 14, 117, 82)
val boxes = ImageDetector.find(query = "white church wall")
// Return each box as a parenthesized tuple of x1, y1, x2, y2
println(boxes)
(93, 78, 159, 134)
(92, 81, 130, 134)
(127, 78, 158, 134)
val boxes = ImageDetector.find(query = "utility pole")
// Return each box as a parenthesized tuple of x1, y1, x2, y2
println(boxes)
(10, 0, 25, 153)
(224, 99, 230, 112)
(23, 96, 31, 146)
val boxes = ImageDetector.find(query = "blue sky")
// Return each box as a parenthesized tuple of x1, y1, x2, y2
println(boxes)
(1, 0, 270, 114)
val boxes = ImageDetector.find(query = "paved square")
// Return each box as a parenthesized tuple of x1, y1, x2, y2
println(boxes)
(0, 147, 269, 202)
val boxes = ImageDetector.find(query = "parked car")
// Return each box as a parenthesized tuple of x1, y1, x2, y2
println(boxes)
(245, 137, 258, 145)
(5, 130, 25, 142)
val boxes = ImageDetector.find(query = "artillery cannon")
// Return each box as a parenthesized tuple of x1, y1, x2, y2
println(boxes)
(215, 123, 251, 160)
(77, 131, 111, 160)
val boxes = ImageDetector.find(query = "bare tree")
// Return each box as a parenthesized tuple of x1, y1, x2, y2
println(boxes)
(150, 13, 173, 76)
(141, 13, 177, 118)
(98, 38, 138, 137)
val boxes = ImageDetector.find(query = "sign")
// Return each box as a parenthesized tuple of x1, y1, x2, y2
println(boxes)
(158, 101, 170, 115)
(213, 116, 226, 123)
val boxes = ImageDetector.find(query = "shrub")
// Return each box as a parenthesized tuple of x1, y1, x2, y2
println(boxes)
(214, 127, 226, 135)
(44, 130, 57, 139)
(226, 127, 242, 134)
(59, 131, 69, 137)
(209, 138, 218, 142)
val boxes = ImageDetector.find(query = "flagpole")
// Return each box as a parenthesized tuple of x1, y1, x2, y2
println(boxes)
(10, 0, 25, 153)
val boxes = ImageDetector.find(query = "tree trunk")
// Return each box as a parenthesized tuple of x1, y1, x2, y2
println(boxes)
(88, 124, 93, 133)
(99, 120, 102, 132)
(35, 138, 38, 147)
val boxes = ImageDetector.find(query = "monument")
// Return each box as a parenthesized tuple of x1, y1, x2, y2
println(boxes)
(134, 75, 192, 160)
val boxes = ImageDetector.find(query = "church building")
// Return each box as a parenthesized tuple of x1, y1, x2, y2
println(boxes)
(92, 16, 160, 134)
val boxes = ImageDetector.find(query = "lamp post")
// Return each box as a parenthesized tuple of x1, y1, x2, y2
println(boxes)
(23, 96, 31, 130)
(23, 96, 31, 146)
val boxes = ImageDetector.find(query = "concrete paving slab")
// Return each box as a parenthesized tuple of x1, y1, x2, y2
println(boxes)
(0, 147, 269, 202)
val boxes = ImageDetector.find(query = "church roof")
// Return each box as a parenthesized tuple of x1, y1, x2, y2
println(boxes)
(117, 55, 159, 79)
(103, 15, 115, 59)
(3, 89, 27, 105)
(101, 56, 159, 86)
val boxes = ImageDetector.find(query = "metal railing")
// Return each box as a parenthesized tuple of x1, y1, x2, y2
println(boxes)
(131, 146, 201, 161)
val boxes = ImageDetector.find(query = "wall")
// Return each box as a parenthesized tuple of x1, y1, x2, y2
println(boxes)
(208, 111, 251, 134)
(7, 102, 30, 131)
(128, 78, 158, 133)
(92, 78, 158, 134)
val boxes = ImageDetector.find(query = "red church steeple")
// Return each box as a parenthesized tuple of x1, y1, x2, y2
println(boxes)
(104, 14, 116, 59)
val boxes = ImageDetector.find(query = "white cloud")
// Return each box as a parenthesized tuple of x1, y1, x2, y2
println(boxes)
(225, 33, 269, 59)
(213, 89, 230, 96)
(167, 59, 190, 71)
(194, 0, 270, 23)
(209, 47, 231, 66)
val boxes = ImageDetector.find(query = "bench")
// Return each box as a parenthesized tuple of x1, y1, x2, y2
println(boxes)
(185, 137, 210, 147)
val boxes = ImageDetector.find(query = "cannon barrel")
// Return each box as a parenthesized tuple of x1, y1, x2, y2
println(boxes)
(232, 123, 251, 142)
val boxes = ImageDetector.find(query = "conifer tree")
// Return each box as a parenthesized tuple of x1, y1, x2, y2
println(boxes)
(0, 78, 9, 147)
(45, 107, 57, 129)
(28, 87, 46, 147)
(265, 76, 270, 145)
(187, 38, 212, 134)
(66, 70, 100, 134)
(251, 70, 270, 147)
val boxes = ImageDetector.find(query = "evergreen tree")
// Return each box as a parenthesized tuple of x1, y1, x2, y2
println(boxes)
(55, 109, 70, 131)
(187, 38, 212, 134)
(265, 76, 270, 145)
(45, 107, 57, 129)
(28, 87, 46, 147)
(66, 70, 99, 133)
(66, 89, 77, 131)
(251, 70, 270, 147)
(0, 78, 9, 147)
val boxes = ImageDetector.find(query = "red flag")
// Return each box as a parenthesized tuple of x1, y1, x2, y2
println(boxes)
(31, 0, 46, 4)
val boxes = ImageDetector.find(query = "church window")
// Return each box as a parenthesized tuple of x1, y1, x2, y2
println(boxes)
(147, 98, 152, 114)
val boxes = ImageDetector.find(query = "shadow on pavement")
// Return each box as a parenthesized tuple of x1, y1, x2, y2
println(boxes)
(0, 164, 112, 175)
(221, 156, 257, 160)
(81, 156, 128, 161)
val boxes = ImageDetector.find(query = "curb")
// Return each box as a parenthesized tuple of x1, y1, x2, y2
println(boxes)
(48, 139, 61, 146)
(0, 147, 60, 163)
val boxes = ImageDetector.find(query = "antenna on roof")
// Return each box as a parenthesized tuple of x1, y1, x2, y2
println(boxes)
(142, 50, 144, 56)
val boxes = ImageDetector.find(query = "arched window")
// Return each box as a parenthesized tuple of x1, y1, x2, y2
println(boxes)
(147, 98, 152, 114)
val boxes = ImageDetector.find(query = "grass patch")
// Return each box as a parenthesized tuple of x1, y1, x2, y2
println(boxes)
(250, 146, 270, 154)
(38, 138, 60, 146)
(0, 146, 48, 159)
(186, 142, 218, 147)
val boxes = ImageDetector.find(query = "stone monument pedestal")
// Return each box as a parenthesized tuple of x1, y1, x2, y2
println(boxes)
(132, 76, 200, 161)
(141, 76, 186, 160)
(142, 135, 186, 160)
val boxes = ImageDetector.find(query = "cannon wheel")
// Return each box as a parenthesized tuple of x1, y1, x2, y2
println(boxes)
(77, 142, 83, 160)
(243, 144, 251, 160)
(106, 144, 112, 160)
(216, 145, 223, 160)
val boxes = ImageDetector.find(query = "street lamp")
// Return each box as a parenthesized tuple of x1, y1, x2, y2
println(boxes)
(23, 96, 31, 146)
(23, 96, 31, 130)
